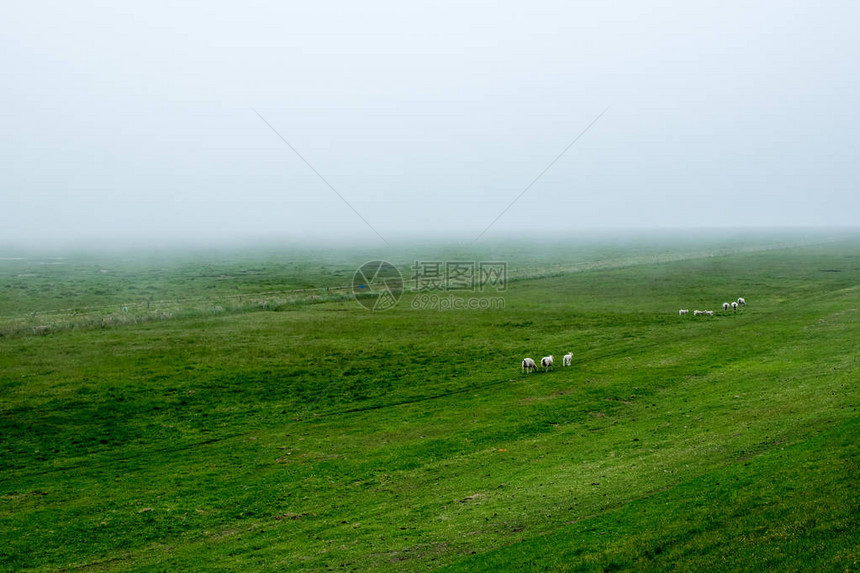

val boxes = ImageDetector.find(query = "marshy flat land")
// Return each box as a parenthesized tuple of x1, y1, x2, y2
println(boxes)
(1, 232, 858, 571)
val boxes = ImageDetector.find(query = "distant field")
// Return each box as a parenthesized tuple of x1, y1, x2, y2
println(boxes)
(1, 232, 858, 571)
(0, 231, 835, 336)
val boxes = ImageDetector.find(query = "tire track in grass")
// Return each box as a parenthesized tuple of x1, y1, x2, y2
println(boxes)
(3, 378, 514, 478)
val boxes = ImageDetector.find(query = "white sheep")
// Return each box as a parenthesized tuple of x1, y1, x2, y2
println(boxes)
(705, 310, 714, 316)
(522, 357, 537, 374)
(732, 301, 738, 311)
(693, 310, 704, 316)
(738, 297, 746, 306)
(679, 309, 689, 316)
(540, 355, 554, 372)
(563, 352, 573, 367)
(722, 302, 730, 311)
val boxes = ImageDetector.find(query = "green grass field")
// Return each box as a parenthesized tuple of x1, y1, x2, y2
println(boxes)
(1, 233, 858, 571)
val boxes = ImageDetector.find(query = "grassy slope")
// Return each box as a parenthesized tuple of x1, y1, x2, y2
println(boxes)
(441, 418, 859, 572)
(0, 238, 858, 571)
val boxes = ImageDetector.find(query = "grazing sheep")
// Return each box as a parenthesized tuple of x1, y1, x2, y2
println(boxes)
(679, 309, 689, 316)
(563, 352, 573, 367)
(722, 302, 730, 311)
(522, 357, 538, 374)
(693, 310, 704, 316)
(540, 355, 554, 372)
(732, 301, 738, 311)
(705, 310, 714, 316)
(738, 297, 746, 306)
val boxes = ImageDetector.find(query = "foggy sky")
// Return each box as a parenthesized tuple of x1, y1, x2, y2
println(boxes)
(2, 1, 858, 249)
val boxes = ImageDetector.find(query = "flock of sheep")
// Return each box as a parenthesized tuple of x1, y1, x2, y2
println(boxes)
(521, 351, 572, 373)
(521, 297, 748, 374)
(679, 296, 746, 317)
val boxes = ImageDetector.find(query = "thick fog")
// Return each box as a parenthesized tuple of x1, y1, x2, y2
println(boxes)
(2, 1, 858, 249)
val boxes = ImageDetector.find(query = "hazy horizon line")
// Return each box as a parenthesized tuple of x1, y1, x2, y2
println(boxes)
(1, 226, 857, 255)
